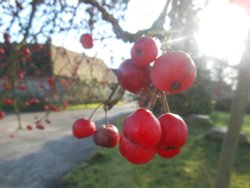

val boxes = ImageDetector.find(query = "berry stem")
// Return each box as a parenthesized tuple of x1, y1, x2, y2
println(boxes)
(88, 103, 103, 120)
(160, 91, 170, 113)
(147, 89, 159, 111)
(104, 109, 109, 125)
(88, 83, 121, 121)
(105, 83, 119, 103)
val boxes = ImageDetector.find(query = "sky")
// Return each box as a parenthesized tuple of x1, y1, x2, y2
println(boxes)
(197, 0, 250, 66)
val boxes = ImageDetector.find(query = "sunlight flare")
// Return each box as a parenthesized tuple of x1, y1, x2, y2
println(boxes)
(196, 2, 250, 65)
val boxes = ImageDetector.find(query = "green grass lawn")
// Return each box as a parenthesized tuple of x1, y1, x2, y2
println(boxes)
(59, 111, 250, 188)
(65, 101, 124, 111)
(211, 111, 250, 139)
(65, 103, 101, 110)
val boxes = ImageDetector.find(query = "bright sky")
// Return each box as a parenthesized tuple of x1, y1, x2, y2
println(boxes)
(197, 0, 250, 66)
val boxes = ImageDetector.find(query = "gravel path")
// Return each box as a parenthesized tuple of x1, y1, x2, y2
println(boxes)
(0, 103, 137, 188)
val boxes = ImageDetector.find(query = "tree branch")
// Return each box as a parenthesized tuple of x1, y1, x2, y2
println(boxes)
(22, 0, 39, 42)
(80, 0, 139, 42)
(80, 0, 172, 42)
(151, 0, 171, 30)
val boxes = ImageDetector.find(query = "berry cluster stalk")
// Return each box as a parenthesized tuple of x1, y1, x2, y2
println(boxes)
(160, 91, 170, 113)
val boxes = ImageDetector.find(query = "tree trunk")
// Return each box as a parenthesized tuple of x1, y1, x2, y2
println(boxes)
(214, 50, 250, 187)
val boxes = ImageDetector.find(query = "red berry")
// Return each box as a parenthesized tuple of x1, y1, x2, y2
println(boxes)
(0, 47, 5, 59)
(3, 33, 10, 44)
(80, 33, 93, 49)
(30, 98, 39, 104)
(16, 84, 26, 90)
(72, 118, 96, 139)
(20, 47, 31, 61)
(117, 59, 151, 94)
(47, 76, 55, 85)
(158, 113, 188, 148)
(0, 111, 5, 120)
(131, 36, 158, 67)
(119, 135, 155, 164)
(36, 124, 45, 130)
(45, 118, 51, 124)
(3, 99, 14, 105)
(44, 105, 49, 111)
(93, 124, 120, 148)
(31, 44, 43, 52)
(157, 147, 181, 158)
(17, 70, 26, 79)
(122, 108, 161, 148)
(22, 47, 31, 56)
(150, 51, 196, 94)
(27, 125, 33, 130)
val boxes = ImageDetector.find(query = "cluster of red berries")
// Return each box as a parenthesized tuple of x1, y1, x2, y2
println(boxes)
(72, 117, 120, 148)
(72, 36, 196, 164)
(71, 106, 188, 164)
(119, 109, 187, 164)
(116, 36, 196, 164)
(117, 36, 196, 94)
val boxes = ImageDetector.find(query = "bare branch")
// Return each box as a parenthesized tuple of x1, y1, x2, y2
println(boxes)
(151, 0, 171, 30)
(80, 0, 172, 42)
(80, 0, 140, 42)
(22, 1, 39, 42)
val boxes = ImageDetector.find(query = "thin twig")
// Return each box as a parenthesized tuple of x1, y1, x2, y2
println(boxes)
(160, 91, 170, 113)
(88, 103, 103, 120)
(147, 89, 159, 111)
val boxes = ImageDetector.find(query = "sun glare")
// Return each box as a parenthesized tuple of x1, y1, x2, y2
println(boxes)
(197, 2, 250, 65)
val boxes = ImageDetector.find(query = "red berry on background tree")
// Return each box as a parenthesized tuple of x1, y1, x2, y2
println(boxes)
(80, 33, 94, 49)
(150, 51, 196, 94)
(158, 113, 188, 148)
(119, 135, 156, 164)
(0, 47, 5, 59)
(72, 118, 96, 139)
(26, 125, 33, 130)
(117, 59, 151, 94)
(93, 124, 120, 148)
(19, 47, 31, 61)
(3, 99, 14, 105)
(3, 32, 10, 44)
(122, 108, 161, 149)
(0, 111, 5, 120)
(36, 124, 45, 130)
(130, 36, 158, 67)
